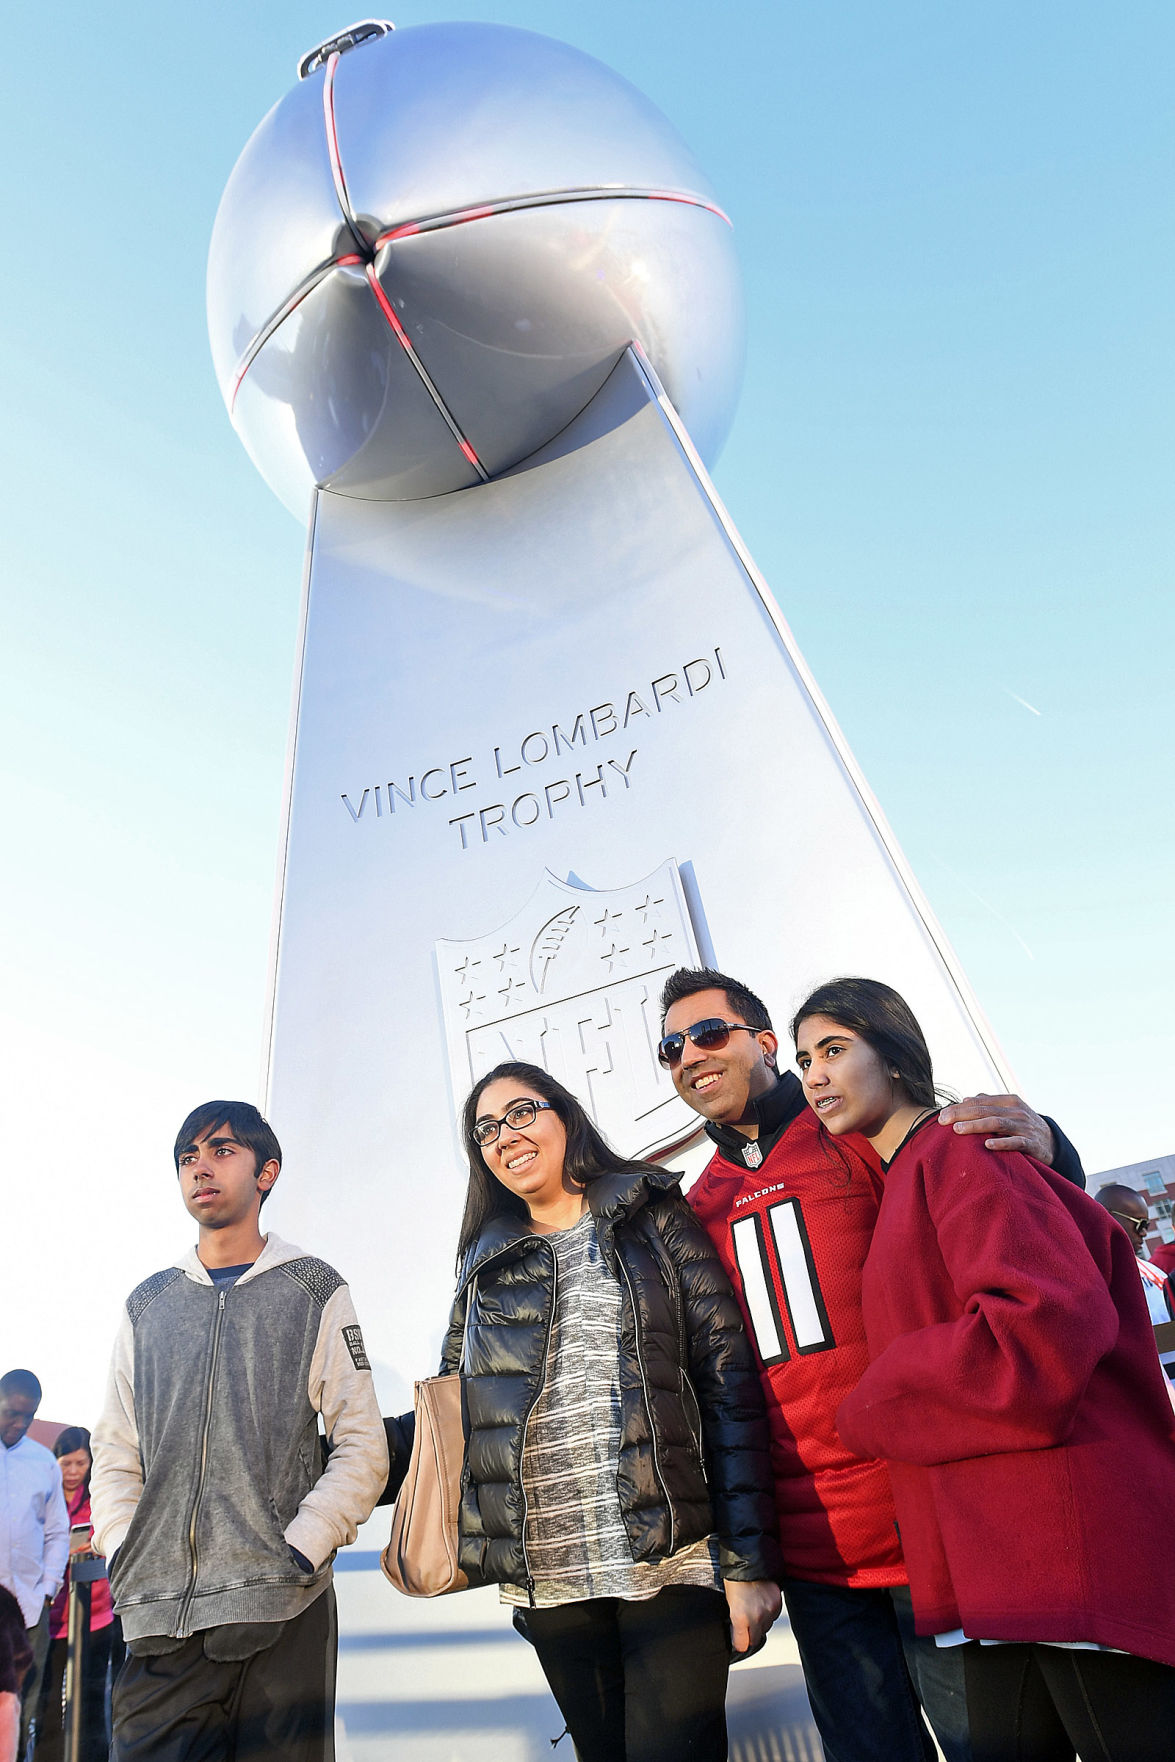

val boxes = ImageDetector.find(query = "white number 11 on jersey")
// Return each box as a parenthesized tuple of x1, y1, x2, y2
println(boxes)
(731, 1200, 835, 1365)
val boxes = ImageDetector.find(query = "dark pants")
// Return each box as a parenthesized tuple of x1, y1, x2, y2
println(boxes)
(34, 1624, 115, 1762)
(525, 1586, 731, 1762)
(891, 1585, 972, 1762)
(782, 1576, 969, 1762)
(111, 1588, 336, 1762)
(963, 1643, 1175, 1762)
(20, 1604, 51, 1761)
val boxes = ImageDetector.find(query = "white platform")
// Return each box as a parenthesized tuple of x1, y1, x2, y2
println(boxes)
(333, 1516, 824, 1761)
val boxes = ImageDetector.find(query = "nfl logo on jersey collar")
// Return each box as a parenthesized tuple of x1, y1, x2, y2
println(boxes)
(742, 1143, 763, 1169)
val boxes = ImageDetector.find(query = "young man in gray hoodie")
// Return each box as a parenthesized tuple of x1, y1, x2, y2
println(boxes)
(91, 1101, 388, 1762)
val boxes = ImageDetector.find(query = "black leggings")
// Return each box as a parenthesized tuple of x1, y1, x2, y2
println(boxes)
(963, 1642, 1175, 1762)
(524, 1585, 731, 1762)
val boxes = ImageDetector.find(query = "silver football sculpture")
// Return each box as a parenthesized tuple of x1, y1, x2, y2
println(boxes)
(206, 20, 745, 515)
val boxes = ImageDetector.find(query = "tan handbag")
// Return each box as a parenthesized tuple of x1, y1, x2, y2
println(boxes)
(381, 1282, 474, 1597)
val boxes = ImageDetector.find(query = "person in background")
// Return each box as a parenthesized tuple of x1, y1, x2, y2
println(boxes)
(0, 1585, 33, 1762)
(1149, 1237, 1175, 1278)
(659, 965, 1085, 1762)
(1093, 1183, 1175, 1381)
(1093, 1182, 1170, 1312)
(791, 976, 1175, 1761)
(91, 1101, 388, 1762)
(34, 1428, 115, 1762)
(441, 1061, 781, 1762)
(0, 1370, 69, 1760)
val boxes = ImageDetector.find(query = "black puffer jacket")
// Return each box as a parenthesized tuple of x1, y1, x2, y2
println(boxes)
(441, 1165, 781, 1593)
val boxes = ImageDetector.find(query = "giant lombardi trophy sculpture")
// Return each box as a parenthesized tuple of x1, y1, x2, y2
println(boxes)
(208, 20, 1011, 1396)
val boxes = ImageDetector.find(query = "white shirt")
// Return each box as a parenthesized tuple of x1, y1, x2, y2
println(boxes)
(1138, 1258, 1171, 1325)
(1137, 1260, 1175, 1385)
(0, 1435, 69, 1626)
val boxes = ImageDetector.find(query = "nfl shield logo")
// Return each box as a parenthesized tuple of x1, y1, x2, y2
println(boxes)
(436, 861, 705, 1159)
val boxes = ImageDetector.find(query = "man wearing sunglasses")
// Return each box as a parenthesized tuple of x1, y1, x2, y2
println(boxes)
(658, 966, 1085, 1762)
(1093, 1184, 1175, 1360)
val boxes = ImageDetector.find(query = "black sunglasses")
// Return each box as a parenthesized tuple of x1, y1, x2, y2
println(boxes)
(657, 1019, 763, 1069)
(1109, 1209, 1150, 1240)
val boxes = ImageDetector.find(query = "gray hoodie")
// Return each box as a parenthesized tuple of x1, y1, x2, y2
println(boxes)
(91, 1233, 388, 1643)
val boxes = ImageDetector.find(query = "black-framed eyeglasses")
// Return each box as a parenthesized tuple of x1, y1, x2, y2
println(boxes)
(657, 1019, 763, 1069)
(472, 1098, 553, 1147)
(1109, 1209, 1150, 1240)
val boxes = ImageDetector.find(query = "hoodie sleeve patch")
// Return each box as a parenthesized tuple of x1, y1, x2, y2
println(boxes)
(342, 1324, 371, 1371)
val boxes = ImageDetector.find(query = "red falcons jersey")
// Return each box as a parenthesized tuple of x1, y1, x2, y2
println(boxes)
(688, 1109, 906, 1587)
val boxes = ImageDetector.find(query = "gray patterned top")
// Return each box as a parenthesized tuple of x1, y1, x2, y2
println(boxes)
(501, 1212, 721, 1609)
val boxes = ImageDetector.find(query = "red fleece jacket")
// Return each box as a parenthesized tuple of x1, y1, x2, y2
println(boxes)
(837, 1122, 1175, 1666)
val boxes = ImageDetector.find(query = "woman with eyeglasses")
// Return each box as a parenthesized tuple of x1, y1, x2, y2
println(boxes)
(790, 977, 1175, 1762)
(442, 1061, 782, 1762)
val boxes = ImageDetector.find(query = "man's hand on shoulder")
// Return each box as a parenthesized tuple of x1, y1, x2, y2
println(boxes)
(938, 1094, 1055, 1163)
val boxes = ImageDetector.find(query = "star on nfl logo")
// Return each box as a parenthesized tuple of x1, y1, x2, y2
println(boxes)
(436, 861, 705, 1161)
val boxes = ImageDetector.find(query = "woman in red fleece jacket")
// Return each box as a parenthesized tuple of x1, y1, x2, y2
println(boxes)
(791, 977, 1175, 1762)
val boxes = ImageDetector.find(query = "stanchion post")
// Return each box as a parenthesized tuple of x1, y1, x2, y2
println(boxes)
(64, 1558, 104, 1762)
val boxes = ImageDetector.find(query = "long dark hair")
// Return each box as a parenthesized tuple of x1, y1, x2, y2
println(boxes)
(53, 1425, 93, 1495)
(789, 977, 937, 1109)
(456, 1062, 664, 1267)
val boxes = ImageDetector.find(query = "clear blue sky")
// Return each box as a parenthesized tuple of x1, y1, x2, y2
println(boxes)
(3, 1, 1171, 1417)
